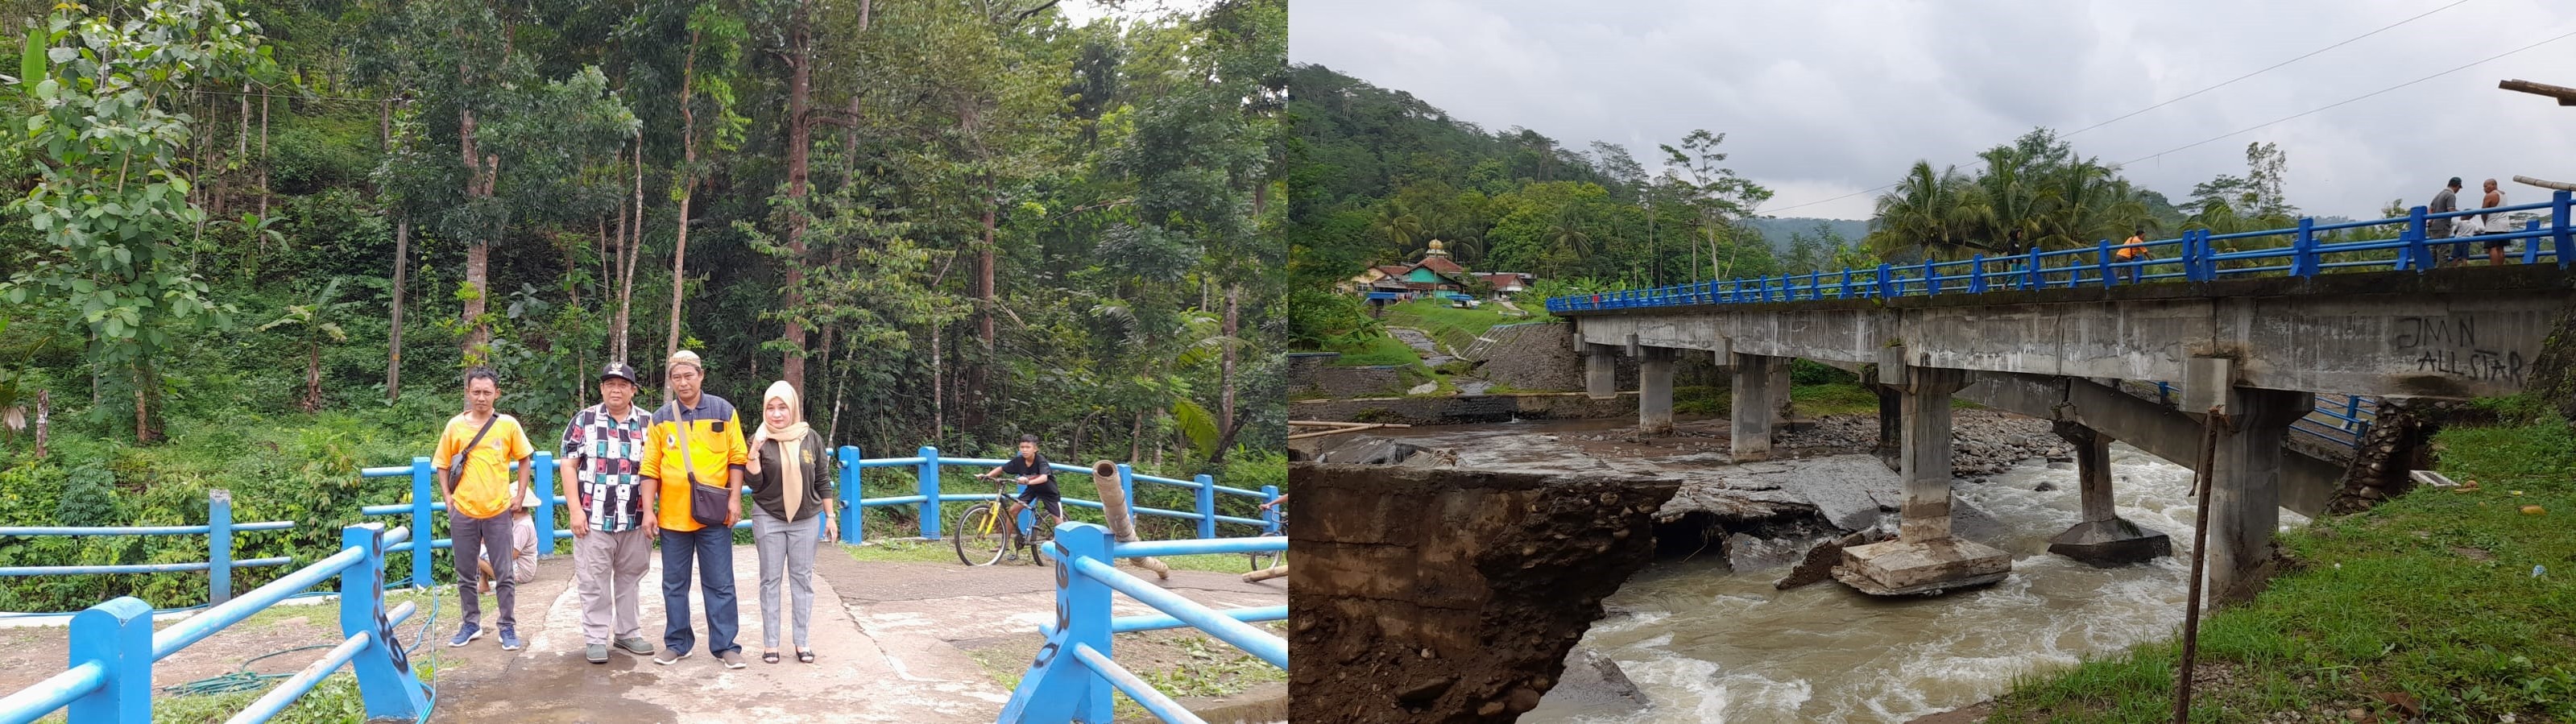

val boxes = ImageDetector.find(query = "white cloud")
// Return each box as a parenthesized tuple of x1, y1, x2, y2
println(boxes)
(1291, 0, 2576, 220)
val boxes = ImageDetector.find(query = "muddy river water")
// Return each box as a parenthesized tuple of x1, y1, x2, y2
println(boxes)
(1353, 417, 2307, 723)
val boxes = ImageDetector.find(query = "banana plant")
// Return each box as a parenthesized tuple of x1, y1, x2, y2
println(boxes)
(258, 277, 357, 412)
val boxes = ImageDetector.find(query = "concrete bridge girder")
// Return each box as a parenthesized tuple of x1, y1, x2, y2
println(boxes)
(1570, 281, 2566, 399)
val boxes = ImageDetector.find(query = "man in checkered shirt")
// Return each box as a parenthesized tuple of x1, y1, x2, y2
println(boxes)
(557, 362, 659, 664)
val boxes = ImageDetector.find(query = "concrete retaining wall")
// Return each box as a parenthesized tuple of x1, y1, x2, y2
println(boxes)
(1289, 392, 1640, 425)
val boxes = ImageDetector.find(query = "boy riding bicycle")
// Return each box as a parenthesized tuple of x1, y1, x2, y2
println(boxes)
(979, 435, 1063, 541)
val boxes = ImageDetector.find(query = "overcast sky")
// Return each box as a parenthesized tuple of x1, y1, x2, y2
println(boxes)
(1289, 0, 2576, 221)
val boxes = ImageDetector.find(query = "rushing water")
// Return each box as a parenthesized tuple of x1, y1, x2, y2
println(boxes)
(1512, 442, 2309, 724)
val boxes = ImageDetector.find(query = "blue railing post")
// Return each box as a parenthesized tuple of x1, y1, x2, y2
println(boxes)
(2554, 190, 2573, 268)
(340, 523, 429, 720)
(2292, 217, 2317, 278)
(1260, 485, 1279, 533)
(2344, 397, 2363, 432)
(996, 523, 1116, 724)
(917, 446, 942, 540)
(1969, 254, 1986, 293)
(838, 446, 863, 544)
(2096, 238, 2114, 288)
(1875, 263, 1891, 298)
(1919, 259, 1935, 295)
(2406, 205, 2431, 272)
(1838, 268, 1852, 299)
(1195, 474, 1216, 540)
(531, 451, 554, 559)
(408, 457, 433, 590)
(68, 597, 153, 723)
(1115, 464, 1137, 524)
(1808, 270, 1821, 300)
(208, 489, 234, 606)
(2525, 220, 2544, 265)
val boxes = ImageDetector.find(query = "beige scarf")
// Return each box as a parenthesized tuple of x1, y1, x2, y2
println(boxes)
(753, 380, 814, 519)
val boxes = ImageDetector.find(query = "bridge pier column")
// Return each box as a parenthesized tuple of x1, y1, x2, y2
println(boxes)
(1835, 364, 2011, 596)
(1638, 347, 1675, 435)
(1584, 345, 1617, 400)
(1729, 354, 1775, 461)
(2045, 421, 2171, 566)
(2208, 387, 2311, 606)
(1769, 358, 1795, 429)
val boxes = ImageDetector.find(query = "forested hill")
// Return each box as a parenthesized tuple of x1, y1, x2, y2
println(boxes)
(1287, 63, 1793, 316)
(0, 0, 1286, 470)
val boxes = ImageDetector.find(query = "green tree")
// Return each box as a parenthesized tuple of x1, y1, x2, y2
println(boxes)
(257, 277, 357, 412)
(2, 0, 276, 443)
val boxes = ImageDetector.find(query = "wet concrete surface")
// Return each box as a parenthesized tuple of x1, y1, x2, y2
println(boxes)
(0, 541, 1286, 723)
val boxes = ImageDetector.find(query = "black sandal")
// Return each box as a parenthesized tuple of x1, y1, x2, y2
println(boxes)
(762, 651, 781, 664)
(797, 650, 815, 664)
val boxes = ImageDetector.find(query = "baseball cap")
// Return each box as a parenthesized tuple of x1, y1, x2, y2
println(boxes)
(600, 362, 640, 384)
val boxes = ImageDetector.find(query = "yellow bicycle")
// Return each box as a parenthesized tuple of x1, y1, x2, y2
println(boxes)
(950, 473, 1061, 566)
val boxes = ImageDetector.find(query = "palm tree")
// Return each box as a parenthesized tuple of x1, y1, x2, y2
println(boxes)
(1547, 204, 1594, 278)
(258, 277, 358, 412)
(1373, 200, 1424, 256)
(1867, 161, 1986, 262)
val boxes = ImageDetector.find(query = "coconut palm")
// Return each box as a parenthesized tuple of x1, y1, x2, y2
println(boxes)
(1867, 161, 1987, 262)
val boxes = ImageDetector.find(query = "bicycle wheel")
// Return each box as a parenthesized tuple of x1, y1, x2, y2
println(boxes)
(951, 503, 1008, 566)
(1246, 545, 1276, 572)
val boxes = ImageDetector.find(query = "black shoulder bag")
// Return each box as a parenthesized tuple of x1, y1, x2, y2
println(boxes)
(667, 402, 735, 529)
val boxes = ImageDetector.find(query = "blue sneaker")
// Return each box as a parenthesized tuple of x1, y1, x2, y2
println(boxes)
(448, 623, 481, 647)
(498, 627, 521, 651)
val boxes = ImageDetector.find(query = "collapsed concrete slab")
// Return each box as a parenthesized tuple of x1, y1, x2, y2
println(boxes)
(1290, 463, 1680, 723)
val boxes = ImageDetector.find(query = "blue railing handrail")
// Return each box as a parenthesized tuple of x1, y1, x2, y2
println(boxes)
(0, 491, 297, 607)
(1546, 190, 2576, 313)
(0, 523, 430, 723)
(999, 523, 1287, 723)
(339, 445, 1278, 590)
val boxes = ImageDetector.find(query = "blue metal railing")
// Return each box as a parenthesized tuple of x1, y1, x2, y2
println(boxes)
(351, 447, 1273, 590)
(0, 490, 297, 607)
(0, 523, 431, 724)
(1547, 190, 2576, 313)
(1000, 523, 1288, 723)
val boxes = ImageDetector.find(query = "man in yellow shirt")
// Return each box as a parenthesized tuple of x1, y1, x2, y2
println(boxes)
(639, 350, 750, 668)
(432, 367, 536, 651)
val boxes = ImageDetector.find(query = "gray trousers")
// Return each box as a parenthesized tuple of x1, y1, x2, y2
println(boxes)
(449, 511, 516, 631)
(574, 526, 652, 645)
(750, 507, 820, 650)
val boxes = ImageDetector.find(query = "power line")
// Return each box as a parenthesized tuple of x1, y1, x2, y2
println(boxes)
(2118, 25, 2576, 166)
(2061, 0, 2473, 140)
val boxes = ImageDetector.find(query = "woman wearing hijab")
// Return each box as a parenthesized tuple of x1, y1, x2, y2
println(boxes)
(743, 380, 837, 664)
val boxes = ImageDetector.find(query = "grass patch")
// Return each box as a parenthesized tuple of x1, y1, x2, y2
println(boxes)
(959, 625, 1289, 722)
(1672, 382, 1883, 417)
(1320, 333, 1422, 367)
(1988, 416, 2576, 723)
(1381, 299, 1550, 353)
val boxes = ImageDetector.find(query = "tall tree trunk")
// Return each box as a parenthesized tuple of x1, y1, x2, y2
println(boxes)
(460, 97, 494, 362)
(1129, 412, 1142, 463)
(304, 343, 322, 412)
(1217, 285, 1239, 458)
(930, 325, 944, 444)
(967, 175, 996, 428)
(617, 133, 644, 362)
(667, 31, 702, 362)
(133, 361, 158, 444)
(781, 9, 812, 392)
(387, 219, 408, 400)
(258, 86, 270, 221)
(31, 390, 45, 459)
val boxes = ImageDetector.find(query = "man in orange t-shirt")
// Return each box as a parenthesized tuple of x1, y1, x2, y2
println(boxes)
(433, 366, 535, 651)
(2116, 227, 2149, 283)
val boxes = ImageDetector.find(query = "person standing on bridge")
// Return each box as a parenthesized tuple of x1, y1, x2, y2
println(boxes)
(557, 362, 657, 664)
(743, 379, 836, 665)
(640, 350, 751, 669)
(2117, 227, 2148, 283)
(433, 366, 536, 652)
(2429, 176, 2462, 265)
(2482, 178, 2512, 267)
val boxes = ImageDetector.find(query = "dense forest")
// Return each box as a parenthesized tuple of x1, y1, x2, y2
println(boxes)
(0, 0, 1285, 610)
(1283, 64, 2376, 350)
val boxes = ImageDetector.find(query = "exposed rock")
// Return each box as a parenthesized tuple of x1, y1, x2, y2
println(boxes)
(1291, 463, 1680, 724)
